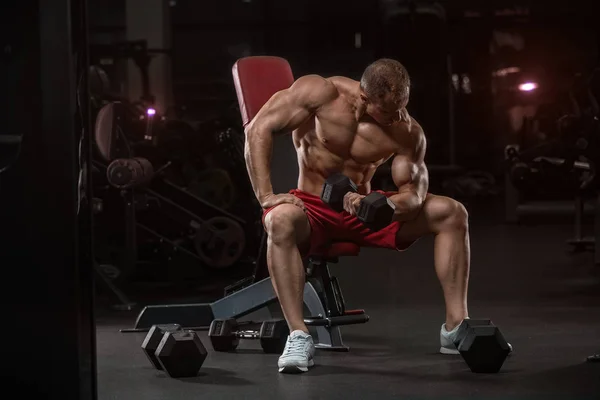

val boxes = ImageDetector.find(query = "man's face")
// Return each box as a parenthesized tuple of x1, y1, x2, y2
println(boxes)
(363, 89, 409, 126)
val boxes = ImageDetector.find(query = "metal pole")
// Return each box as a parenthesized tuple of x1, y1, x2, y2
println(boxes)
(0, 0, 96, 397)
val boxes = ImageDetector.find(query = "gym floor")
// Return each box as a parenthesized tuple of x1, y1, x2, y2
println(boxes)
(95, 203, 600, 400)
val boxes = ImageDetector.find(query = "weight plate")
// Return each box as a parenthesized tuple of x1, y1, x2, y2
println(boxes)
(194, 217, 246, 269)
(106, 157, 153, 188)
(187, 168, 236, 209)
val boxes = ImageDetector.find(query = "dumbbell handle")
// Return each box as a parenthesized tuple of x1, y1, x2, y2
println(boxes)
(321, 173, 358, 212)
(304, 314, 370, 327)
(357, 192, 396, 231)
(234, 330, 261, 339)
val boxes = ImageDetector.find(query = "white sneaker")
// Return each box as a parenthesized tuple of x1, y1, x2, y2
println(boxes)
(277, 330, 315, 373)
(440, 322, 462, 355)
(439, 321, 514, 355)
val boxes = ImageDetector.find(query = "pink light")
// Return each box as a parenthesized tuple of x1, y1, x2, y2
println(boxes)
(147, 108, 156, 116)
(518, 82, 538, 92)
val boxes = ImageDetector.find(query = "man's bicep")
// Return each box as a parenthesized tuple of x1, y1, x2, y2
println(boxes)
(391, 126, 429, 197)
(391, 155, 428, 196)
(413, 162, 429, 198)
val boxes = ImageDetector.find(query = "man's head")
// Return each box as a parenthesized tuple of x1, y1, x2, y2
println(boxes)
(360, 58, 410, 126)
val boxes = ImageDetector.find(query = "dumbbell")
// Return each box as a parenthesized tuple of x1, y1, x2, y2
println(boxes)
(208, 318, 289, 354)
(321, 173, 396, 230)
(452, 319, 512, 373)
(320, 173, 358, 212)
(357, 192, 396, 231)
(141, 324, 208, 378)
(587, 353, 600, 363)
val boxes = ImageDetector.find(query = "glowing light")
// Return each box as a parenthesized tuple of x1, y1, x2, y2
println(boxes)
(518, 82, 538, 92)
(493, 67, 521, 77)
(147, 108, 156, 116)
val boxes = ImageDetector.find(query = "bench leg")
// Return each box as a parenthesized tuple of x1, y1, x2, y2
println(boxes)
(303, 281, 350, 351)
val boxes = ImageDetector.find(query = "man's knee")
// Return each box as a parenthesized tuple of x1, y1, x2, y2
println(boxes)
(444, 199, 468, 231)
(429, 196, 468, 232)
(263, 204, 306, 245)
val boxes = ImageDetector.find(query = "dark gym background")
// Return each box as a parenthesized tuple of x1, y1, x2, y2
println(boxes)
(1, 0, 600, 399)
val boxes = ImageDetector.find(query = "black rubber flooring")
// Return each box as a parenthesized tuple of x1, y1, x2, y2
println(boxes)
(96, 210, 600, 400)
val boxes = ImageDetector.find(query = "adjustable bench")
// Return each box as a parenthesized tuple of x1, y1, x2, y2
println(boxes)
(128, 56, 369, 350)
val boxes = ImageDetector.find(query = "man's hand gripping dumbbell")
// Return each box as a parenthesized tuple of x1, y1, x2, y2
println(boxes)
(321, 173, 396, 231)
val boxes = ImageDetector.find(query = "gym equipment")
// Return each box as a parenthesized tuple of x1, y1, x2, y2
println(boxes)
(106, 157, 154, 189)
(92, 98, 260, 285)
(192, 216, 246, 269)
(321, 173, 396, 230)
(503, 78, 600, 266)
(90, 40, 171, 106)
(321, 173, 358, 212)
(123, 57, 370, 351)
(357, 192, 397, 231)
(155, 329, 208, 378)
(91, 190, 137, 311)
(505, 144, 598, 207)
(566, 193, 600, 258)
(208, 318, 289, 353)
(208, 318, 240, 352)
(127, 236, 369, 351)
(186, 168, 235, 209)
(506, 144, 596, 194)
(504, 68, 600, 223)
(94, 261, 136, 311)
(141, 324, 182, 369)
(216, 127, 246, 170)
(258, 319, 290, 353)
(89, 65, 112, 101)
(452, 319, 511, 373)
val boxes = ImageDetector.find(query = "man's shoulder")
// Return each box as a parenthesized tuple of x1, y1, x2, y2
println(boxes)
(391, 117, 426, 155)
(293, 75, 339, 102)
(327, 76, 359, 92)
(294, 75, 359, 98)
(327, 75, 358, 85)
(295, 74, 338, 90)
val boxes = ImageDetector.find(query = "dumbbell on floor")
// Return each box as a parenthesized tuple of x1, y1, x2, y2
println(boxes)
(321, 173, 396, 231)
(141, 324, 208, 378)
(587, 353, 600, 363)
(452, 319, 512, 373)
(142, 324, 182, 369)
(209, 318, 289, 354)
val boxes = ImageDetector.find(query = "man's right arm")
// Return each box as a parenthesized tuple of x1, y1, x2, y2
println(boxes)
(244, 75, 337, 205)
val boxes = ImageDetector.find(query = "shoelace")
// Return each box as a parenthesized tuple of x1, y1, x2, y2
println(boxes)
(283, 336, 306, 355)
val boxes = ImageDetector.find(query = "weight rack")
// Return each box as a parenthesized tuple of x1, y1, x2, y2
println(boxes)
(504, 145, 600, 265)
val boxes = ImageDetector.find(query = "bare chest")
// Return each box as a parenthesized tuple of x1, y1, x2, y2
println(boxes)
(313, 104, 398, 166)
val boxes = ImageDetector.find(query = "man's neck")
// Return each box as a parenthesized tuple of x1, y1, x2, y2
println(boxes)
(351, 83, 367, 120)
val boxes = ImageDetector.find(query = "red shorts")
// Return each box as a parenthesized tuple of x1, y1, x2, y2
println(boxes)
(262, 189, 416, 257)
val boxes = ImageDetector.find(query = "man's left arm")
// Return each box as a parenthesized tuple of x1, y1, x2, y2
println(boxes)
(389, 120, 429, 222)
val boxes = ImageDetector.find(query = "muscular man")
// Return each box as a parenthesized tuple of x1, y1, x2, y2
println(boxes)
(245, 59, 470, 373)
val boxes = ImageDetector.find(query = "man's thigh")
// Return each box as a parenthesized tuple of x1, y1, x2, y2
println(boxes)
(341, 193, 455, 250)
